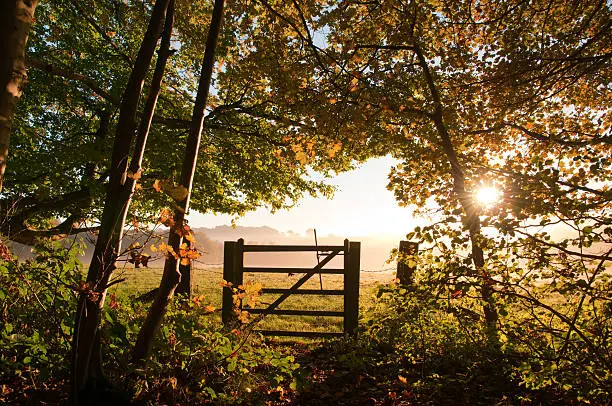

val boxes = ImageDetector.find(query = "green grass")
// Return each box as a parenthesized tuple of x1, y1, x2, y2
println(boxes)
(108, 266, 388, 334)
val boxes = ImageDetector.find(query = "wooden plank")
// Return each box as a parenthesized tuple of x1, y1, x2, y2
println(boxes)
(244, 267, 344, 274)
(261, 288, 344, 295)
(256, 330, 344, 338)
(344, 240, 361, 335)
(248, 309, 344, 317)
(242, 244, 344, 252)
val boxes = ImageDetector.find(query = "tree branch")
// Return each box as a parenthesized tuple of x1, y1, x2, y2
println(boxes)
(515, 229, 612, 261)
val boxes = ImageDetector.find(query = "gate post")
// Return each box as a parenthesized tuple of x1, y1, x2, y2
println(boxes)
(235, 238, 244, 288)
(222, 239, 245, 325)
(222, 241, 236, 325)
(175, 238, 192, 298)
(397, 241, 418, 285)
(344, 239, 360, 335)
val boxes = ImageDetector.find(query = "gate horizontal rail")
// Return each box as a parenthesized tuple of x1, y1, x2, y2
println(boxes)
(261, 288, 344, 295)
(256, 330, 344, 338)
(242, 244, 344, 252)
(244, 267, 345, 274)
(248, 309, 344, 317)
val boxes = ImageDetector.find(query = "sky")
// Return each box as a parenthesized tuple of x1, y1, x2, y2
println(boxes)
(190, 156, 426, 239)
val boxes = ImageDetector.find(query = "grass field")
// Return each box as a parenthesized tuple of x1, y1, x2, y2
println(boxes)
(108, 266, 395, 334)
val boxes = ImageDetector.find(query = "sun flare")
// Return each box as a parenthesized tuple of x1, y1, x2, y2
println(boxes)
(475, 186, 501, 206)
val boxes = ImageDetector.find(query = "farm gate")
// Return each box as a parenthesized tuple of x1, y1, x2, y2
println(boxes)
(221, 238, 361, 337)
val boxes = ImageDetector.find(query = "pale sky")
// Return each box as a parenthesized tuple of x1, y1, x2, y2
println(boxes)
(190, 156, 425, 239)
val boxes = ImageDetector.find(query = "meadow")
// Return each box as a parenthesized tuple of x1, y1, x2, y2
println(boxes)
(108, 265, 395, 335)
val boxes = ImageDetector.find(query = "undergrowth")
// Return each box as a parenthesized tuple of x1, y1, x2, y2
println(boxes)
(0, 242, 610, 404)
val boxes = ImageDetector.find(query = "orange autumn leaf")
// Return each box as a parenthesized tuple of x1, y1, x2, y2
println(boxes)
(127, 169, 142, 180)
(159, 208, 175, 227)
(153, 179, 162, 192)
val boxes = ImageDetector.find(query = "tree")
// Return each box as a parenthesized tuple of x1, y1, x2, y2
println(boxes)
(2, 0, 340, 247)
(317, 0, 610, 386)
(71, 0, 173, 397)
(133, 0, 225, 361)
(0, 0, 38, 191)
(229, 0, 610, 352)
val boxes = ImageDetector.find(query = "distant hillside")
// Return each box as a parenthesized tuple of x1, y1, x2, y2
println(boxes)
(9, 225, 402, 271)
(191, 225, 400, 271)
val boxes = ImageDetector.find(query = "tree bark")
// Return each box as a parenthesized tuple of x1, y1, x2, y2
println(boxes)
(70, 0, 172, 400)
(0, 0, 38, 191)
(132, 0, 225, 363)
(412, 41, 499, 345)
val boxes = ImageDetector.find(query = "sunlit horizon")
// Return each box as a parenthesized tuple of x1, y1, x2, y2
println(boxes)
(190, 156, 428, 239)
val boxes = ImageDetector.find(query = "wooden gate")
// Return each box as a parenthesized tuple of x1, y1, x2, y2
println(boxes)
(222, 238, 361, 337)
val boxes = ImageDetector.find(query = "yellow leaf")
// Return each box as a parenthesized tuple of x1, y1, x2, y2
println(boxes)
(327, 142, 342, 158)
(295, 151, 308, 164)
(167, 185, 188, 202)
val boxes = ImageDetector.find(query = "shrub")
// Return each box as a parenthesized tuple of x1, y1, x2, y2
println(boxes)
(0, 239, 84, 402)
(101, 294, 299, 404)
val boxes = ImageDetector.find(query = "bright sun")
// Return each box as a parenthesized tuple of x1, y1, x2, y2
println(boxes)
(475, 186, 501, 206)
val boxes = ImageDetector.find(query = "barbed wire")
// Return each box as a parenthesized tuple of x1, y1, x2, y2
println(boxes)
(362, 267, 395, 273)
(190, 258, 395, 274)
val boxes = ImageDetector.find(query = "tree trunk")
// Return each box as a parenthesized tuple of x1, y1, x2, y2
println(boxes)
(70, 0, 172, 400)
(412, 41, 499, 346)
(0, 0, 38, 191)
(132, 0, 225, 363)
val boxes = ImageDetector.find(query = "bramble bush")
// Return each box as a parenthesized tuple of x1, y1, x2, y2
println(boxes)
(0, 240, 83, 402)
(357, 257, 611, 404)
(102, 294, 300, 404)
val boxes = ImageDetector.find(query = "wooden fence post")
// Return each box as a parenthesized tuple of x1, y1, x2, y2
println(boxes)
(222, 241, 236, 325)
(397, 241, 418, 285)
(175, 238, 192, 297)
(235, 238, 244, 288)
(344, 239, 360, 335)
(222, 239, 244, 325)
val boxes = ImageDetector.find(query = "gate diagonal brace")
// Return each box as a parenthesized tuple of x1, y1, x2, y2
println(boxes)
(253, 249, 341, 318)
